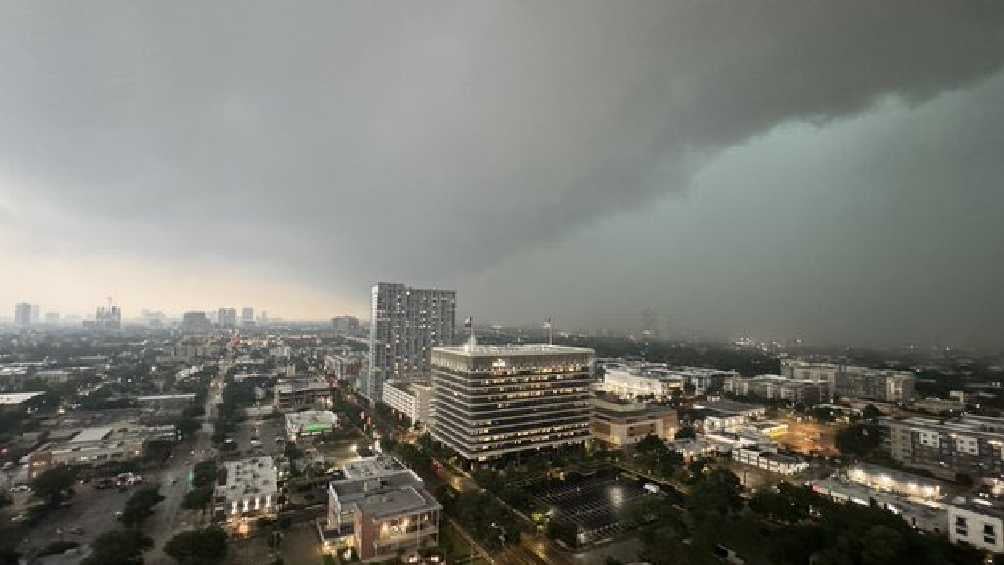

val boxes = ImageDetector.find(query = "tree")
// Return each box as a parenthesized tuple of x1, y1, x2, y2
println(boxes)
(165, 527, 228, 565)
(81, 529, 152, 565)
(182, 487, 213, 511)
(836, 423, 881, 457)
(119, 486, 165, 527)
(862, 404, 881, 421)
(144, 439, 175, 463)
(674, 426, 696, 440)
(689, 468, 742, 519)
(30, 466, 77, 506)
(192, 461, 218, 488)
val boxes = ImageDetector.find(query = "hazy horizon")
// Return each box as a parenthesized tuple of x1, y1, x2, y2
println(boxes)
(3, 2, 1004, 348)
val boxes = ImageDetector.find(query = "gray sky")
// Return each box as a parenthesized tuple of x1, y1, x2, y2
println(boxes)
(1, 2, 1003, 348)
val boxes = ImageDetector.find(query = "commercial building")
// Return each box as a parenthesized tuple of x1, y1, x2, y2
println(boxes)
(726, 374, 826, 405)
(14, 303, 32, 327)
(325, 353, 365, 382)
(241, 307, 255, 326)
(947, 499, 1004, 553)
(590, 396, 678, 448)
(323, 455, 441, 561)
(364, 282, 456, 403)
(810, 478, 947, 534)
(382, 380, 433, 425)
(27, 424, 177, 478)
(217, 308, 237, 328)
(732, 447, 808, 475)
(273, 378, 333, 412)
(845, 463, 943, 501)
(285, 410, 338, 442)
(687, 400, 767, 434)
(887, 415, 1004, 479)
(431, 343, 594, 462)
(214, 456, 279, 530)
(601, 365, 738, 399)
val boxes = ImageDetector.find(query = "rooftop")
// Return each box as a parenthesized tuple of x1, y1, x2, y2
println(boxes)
(433, 343, 593, 358)
(285, 410, 337, 427)
(0, 391, 45, 405)
(71, 426, 113, 443)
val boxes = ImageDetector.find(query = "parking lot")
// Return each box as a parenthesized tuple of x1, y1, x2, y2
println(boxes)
(525, 470, 659, 546)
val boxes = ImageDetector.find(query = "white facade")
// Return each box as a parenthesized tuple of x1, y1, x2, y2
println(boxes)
(948, 501, 1004, 553)
(382, 380, 433, 424)
(215, 456, 278, 524)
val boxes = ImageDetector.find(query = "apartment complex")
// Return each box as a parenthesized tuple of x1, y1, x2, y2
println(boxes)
(887, 415, 1004, 479)
(431, 343, 594, 462)
(382, 380, 433, 425)
(364, 283, 456, 403)
(724, 374, 826, 404)
(948, 499, 1004, 553)
(323, 455, 441, 561)
(780, 359, 914, 402)
(591, 396, 678, 448)
(14, 303, 32, 327)
(601, 365, 738, 399)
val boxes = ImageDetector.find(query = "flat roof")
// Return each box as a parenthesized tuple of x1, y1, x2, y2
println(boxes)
(71, 426, 113, 442)
(432, 343, 593, 358)
(136, 394, 196, 402)
(0, 391, 45, 405)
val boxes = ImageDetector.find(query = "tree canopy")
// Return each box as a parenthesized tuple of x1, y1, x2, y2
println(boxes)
(81, 529, 152, 565)
(164, 527, 228, 565)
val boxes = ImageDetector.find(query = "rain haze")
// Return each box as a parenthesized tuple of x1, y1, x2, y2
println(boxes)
(2, 1, 1004, 348)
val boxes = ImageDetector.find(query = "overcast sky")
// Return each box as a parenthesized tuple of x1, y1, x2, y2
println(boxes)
(1, 2, 1003, 348)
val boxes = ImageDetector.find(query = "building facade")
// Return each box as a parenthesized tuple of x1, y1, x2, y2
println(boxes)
(273, 378, 333, 412)
(218, 308, 237, 328)
(431, 343, 594, 462)
(214, 456, 279, 530)
(887, 415, 1004, 479)
(382, 380, 433, 425)
(364, 283, 456, 403)
(14, 302, 32, 327)
(591, 396, 678, 448)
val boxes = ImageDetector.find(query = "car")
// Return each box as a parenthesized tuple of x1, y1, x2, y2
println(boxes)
(10, 512, 30, 523)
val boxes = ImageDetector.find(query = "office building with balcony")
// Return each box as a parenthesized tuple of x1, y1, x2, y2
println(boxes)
(364, 283, 456, 403)
(382, 380, 433, 425)
(430, 342, 594, 462)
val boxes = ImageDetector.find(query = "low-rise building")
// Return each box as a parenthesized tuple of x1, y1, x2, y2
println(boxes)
(667, 438, 718, 462)
(27, 424, 176, 478)
(590, 396, 678, 448)
(733, 447, 808, 475)
(274, 378, 332, 412)
(810, 478, 947, 534)
(947, 498, 1004, 553)
(214, 456, 279, 531)
(845, 463, 943, 501)
(887, 415, 1004, 479)
(285, 410, 338, 442)
(382, 380, 433, 425)
(323, 455, 441, 562)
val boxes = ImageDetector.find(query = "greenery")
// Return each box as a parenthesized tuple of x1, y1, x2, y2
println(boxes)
(119, 486, 165, 527)
(144, 439, 175, 463)
(81, 529, 153, 565)
(30, 466, 77, 506)
(441, 490, 522, 551)
(836, 423, 882, 457)
(192, 460, 219, 488)
(164, 526, 229, 565)
(633, 434, 684, 479)
(37, 540, 80, 557)
(688, 468, 742, 520)
(182, 486, 213, 511)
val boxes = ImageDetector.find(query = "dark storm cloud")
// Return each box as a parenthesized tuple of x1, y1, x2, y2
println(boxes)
(1, 2, 1003, 340)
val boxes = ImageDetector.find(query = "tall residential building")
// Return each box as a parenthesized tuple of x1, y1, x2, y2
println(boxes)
(218, 308, 237, 328)
(30, 304, 40, 324)
(241, 307, 255, 326)
(430, 342, 594, 462)
(331, 315, 360, 335)
(364, 283, 456, 403)
(14, 303, 32, 327)
(780, 359, 914, 403)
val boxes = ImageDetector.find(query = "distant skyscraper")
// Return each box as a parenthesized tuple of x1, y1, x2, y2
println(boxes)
(241, 307, 255, 326)
(332, 315, 360, 335)
(218, 308, 237, 328)
(95, 302, 121, 330)
(30, 304, 40, 324)
(45, 312, 60, 324)
(181, 311, 212, 334)
(14, 303, 32, 327)
(364, 283, 456, 403)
